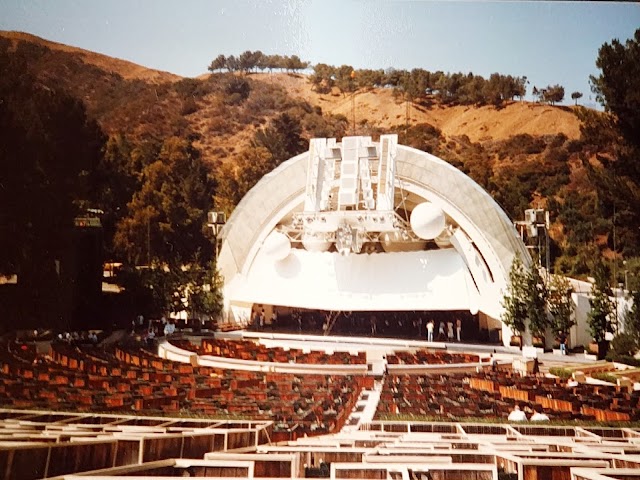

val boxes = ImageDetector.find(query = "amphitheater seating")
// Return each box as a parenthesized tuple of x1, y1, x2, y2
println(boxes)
(198, 338, 367, 365)
(387, 350, 479, 365)
(3, 337, 639, 432)
(0, 340, 363, 438)
(377, 369, 640, 421)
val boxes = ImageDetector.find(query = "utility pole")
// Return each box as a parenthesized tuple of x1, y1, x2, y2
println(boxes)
(352, 92, 356, 135)
(612, 203, 619, 333)
(350, 70, 357, 135)
(147, 214, 151, 266)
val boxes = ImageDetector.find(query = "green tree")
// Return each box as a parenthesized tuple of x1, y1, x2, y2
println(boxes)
(607, 332, 638, 359)
(501, 256, 529, 337)
(215, 113, 308, 215)
(334, 65, 356, 95)
(590, 28, 640, 147)
(384, 68, 405, 87)
(214, 146, 274, 216)
(208, 54, 227, 73)
(460, 74, 486, 105)
(183, 264, 224, 320)
(0, 44, 105, 326)
(484, 73, 506, 106)
(622, 290, 640, 342)
(587, 261, 614, 343)
(356, 69, 385, 90)
(253, 112, 307, 164)
(526, 262, 549, 342)
(95, 134, 147, 259)
(311, 63, 335, 93)
(515, 76, 528, 100)
(238, 50, 264, 74)
(547, 274, 575, 337)
(542, 84, 565, 104)
(571, 91, 583, 105)
(265, 54, 285, 73)
(117, 259, 222, 320)
(225, 55, 239, 72)
(581, 29, 640, 258)
(285, 54, 308, 73)
(114, 137, 214, 267)
(532, 86, 541, 102)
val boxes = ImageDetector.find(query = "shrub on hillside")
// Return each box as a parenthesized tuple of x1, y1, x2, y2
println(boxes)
(207, 117, 234, 135)
(224, 77, 251, 105)
(548, 133, 568, 149)
(180, 97, 198, 115)
(498, 134, 546, 159)
(606, 332, 639, 363)
(302, 112, 348, 139)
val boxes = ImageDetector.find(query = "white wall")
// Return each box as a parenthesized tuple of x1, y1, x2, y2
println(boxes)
(567, 277, 632, 349)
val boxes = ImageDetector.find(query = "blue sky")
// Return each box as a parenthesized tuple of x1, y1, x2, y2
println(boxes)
(1, 1, 638, 106)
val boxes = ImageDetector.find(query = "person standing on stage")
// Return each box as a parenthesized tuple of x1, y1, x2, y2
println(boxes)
(426, 319, 434, 342)
(456, 318, 462, 342)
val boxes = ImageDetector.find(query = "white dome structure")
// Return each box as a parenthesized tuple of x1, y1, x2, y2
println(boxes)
(217, 135, 531, 345)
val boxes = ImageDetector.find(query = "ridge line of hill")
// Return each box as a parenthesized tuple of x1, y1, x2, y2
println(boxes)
(0, 30, 182, 83)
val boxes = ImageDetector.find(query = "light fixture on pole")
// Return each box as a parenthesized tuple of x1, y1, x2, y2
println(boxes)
(208, 211, 226, 260)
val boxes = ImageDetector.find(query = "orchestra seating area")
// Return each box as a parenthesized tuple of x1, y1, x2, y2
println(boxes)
(194, 338, 367, 365)
(377, 369, 640, 422)
(0, 339, 365, 437)
(386, 349, 479, 365)
(2, 332, 640, 479)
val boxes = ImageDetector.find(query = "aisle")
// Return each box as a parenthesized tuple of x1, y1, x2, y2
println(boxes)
(340, 380, 384, 433)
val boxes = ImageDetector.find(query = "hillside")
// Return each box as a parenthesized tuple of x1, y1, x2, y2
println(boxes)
(255, 73, 582, 143)
(3, 30, 613, 276)
(0, 30, 582, 150)
(0, 31, 180, 83)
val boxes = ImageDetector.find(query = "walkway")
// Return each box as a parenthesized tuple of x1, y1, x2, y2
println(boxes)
(340, 380, 383, 433)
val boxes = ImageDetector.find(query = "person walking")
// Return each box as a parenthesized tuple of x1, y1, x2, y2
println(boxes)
(426, 320, 434, 342)
(438, 321, 446, 341)
(559, 333, 567, 355)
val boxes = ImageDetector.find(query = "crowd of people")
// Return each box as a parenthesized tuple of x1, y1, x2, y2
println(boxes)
(129, 315, 181, 347)
(249, 308, 480, 343)
(425, 318, 463, 342)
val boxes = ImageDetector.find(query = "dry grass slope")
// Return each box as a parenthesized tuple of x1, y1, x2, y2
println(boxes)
(0, 31, 181, 83)
(1, 30, 584, 173)
(254, 73, 582, 143)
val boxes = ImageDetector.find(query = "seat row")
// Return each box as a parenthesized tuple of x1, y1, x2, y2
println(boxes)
(0, 340, 365, 437)
(387, 350, 480, 365)
(376, 370, 640, 422)
(197, 338, 367, 365)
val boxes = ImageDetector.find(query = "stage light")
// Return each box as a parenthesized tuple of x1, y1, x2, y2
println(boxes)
(410, 202, 446, 239)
